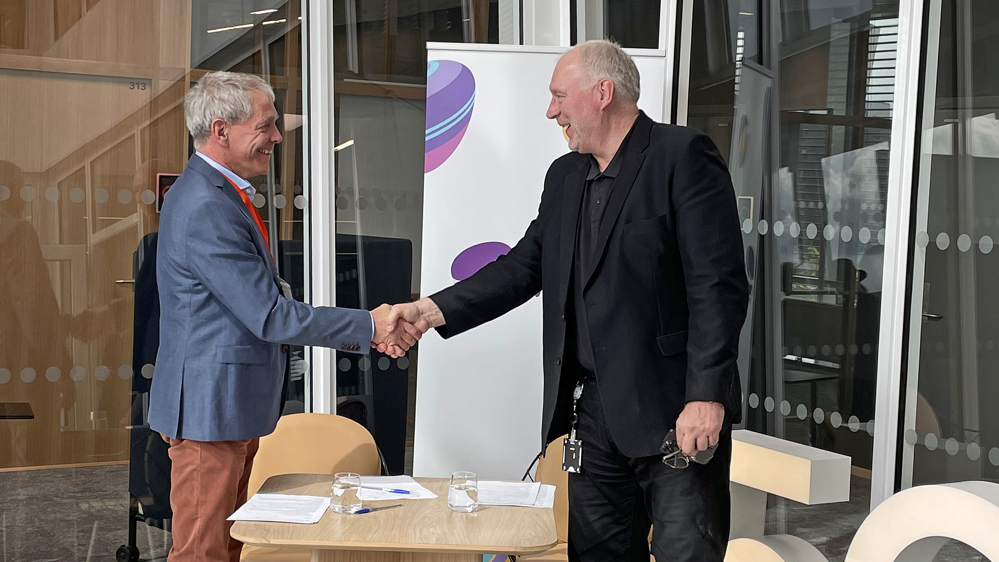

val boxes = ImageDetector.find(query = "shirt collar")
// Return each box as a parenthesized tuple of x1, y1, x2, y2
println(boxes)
(586, 149, 624, 181)
(196, 152, 256, 199)
(585, 122, 635, 181)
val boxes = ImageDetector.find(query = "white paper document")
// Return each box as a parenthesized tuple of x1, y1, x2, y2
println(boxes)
(532, 484, 556, 508)
(477, 481, 542, 507)
(227, 493, 329, 524)
(356, 476, 438, 501)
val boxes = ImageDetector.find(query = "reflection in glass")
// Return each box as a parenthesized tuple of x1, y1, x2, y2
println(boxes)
(687, 0, 898, 558)
(904, 0, 999, 493)
(0, 1, 309, 559)
(332, 0, 501, 476)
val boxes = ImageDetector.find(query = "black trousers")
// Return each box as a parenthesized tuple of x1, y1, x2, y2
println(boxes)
(567, 380, 732, 562)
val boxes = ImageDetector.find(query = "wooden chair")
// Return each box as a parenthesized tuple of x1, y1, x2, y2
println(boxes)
(240, 413, 380, 562)
(516, 436, 569, 561)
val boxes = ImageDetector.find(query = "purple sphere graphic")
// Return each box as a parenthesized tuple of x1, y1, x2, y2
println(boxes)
(451, 242, 510, 281)
(425, 60, 475, 173)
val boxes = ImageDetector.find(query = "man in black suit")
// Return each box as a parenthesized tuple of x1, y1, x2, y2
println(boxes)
(387, 40, 747, 560)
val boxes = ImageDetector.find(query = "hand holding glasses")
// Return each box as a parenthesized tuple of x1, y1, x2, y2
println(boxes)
(660, 429, 718, 469)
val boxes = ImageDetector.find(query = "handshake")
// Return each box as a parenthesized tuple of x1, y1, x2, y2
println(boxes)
(369, 298, 445, 358)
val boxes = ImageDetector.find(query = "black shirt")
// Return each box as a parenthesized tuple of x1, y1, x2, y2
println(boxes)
(572, 145, 626, 373)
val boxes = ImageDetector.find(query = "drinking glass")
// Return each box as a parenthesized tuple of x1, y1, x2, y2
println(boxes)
(330, 472, 362, 514)
(448, 471, 478, 512)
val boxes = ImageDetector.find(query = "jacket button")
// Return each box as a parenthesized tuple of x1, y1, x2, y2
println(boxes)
(560, 314, 565, 321)
(281, 344, 289, 353)
(555, 358, 562, 366)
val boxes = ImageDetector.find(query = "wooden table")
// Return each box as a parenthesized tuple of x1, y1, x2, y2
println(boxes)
(230, 474, 559, 562)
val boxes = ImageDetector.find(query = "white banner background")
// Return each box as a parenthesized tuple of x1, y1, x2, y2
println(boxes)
(415, 43, 666, 479)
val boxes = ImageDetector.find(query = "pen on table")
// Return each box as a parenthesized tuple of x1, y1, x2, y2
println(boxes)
(353, 503, 403, 514)
(359, 486, 411, 494)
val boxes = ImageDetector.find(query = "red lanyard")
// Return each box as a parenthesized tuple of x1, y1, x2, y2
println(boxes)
(224, 176, 275, 264)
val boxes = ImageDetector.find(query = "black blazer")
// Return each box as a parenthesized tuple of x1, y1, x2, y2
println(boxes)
(431, 112, 748, 457)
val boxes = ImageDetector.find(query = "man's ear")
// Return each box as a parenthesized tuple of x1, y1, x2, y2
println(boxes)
(596, 78, 615, 110)
(210, 118, 228, 144)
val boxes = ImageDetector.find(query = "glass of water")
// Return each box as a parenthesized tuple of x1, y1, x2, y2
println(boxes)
(330, 472, 362, 514)
(448, 471, 478, 512)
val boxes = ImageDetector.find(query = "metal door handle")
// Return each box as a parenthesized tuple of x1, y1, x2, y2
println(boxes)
(115, 279, 135, 285)
(922, 312, 943, 321)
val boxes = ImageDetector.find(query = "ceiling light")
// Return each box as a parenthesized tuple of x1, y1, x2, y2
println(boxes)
(207, 23, 253, 33)
(262, 19, 287, 25)
(250, 9, 278, 15)
(334, 140, 355, 152)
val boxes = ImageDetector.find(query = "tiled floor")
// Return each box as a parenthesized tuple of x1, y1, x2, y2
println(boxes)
(0, 465, 989, 561)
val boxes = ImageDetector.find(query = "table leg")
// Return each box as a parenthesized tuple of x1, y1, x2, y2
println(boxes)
(312, 550, 481, 562)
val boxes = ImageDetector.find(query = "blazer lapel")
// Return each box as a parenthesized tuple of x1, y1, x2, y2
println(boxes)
(558, 160, 588, 311)
(188, 156, 278, 277)
(583, 113, 653, 288)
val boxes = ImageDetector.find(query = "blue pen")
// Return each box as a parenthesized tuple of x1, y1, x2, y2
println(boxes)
(353, 503, 403, 514)
(360, 486, 411, 494)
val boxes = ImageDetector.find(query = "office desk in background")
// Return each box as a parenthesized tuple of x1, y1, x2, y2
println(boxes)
(230, 474, 558, 562)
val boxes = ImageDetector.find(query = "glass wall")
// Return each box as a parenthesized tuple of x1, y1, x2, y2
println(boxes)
(0, 1, 308, 559)
(902, 0, 999, 494)
(330, 0, 505, 476)
(604, 0, 662, 48)
(686, 0, 898, 558)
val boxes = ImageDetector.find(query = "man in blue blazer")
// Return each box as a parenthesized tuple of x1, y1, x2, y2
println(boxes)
(149, 71, 419, 562)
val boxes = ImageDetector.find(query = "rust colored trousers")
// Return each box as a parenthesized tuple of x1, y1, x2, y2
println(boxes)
(166, 437, 260, 562)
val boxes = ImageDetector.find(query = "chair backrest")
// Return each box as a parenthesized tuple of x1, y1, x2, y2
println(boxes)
(247, 413, 381, 498)
(535, 435, 569, 544)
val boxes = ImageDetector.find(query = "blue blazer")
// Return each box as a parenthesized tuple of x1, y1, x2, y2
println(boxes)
(149, 155, 371, 441)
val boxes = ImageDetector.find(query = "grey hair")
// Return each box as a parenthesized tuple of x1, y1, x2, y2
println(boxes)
(184, 71, 275, 145)
(573, 40, 640, 104)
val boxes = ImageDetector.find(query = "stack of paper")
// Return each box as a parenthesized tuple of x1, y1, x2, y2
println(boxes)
(227, 494, 330, 524)
(477, 481, 557, 508)
(357, 476, 438, 501)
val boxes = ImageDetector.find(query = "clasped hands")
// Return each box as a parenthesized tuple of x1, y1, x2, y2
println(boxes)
(370, 299, 443, 359)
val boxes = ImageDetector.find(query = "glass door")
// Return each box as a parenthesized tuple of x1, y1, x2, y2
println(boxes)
(684, 0, 900, 557)
(900, 0, 999, 490)
(0, 2, 311, 559)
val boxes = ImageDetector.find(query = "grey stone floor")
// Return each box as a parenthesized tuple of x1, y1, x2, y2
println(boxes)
(769, 474, 987, 561)
(0, 465, 989, 561)
(0, 465, 169, 562)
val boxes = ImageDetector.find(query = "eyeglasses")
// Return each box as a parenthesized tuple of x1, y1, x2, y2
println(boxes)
(659, 429, 717, 469)
(660, 430, 691, 469)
